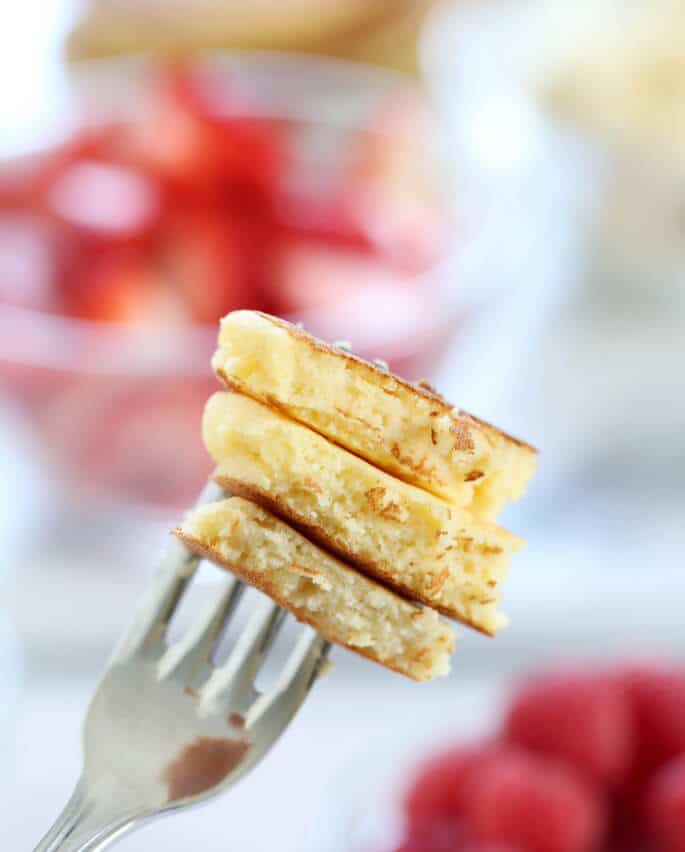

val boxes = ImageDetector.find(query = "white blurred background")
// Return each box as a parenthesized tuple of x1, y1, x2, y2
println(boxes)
(3, 1, 685, 850)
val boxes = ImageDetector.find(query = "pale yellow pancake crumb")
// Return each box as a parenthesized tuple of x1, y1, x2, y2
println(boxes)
(204, 391, 523, 634)
(211, 311, 536, 519)
(176, 497, 456, 681)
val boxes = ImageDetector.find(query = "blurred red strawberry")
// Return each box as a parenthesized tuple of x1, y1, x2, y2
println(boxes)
(166, 64, 284, 192)
(58, 249, 172, 324)
(129, 64, 285, 204)
(505, 670, 635, 790)
(644, 754, 685, 852)
(126, 92, 214, 195)
(462, 746, 607, 852)
(164, 210, 272, 323)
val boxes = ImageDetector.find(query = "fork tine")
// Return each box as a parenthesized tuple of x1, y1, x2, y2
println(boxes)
(200, 600, 287, 715)
(246, 629, 330, 736)
(111, 539, 198, 663)
(275, 629, 331, 696)
(158, 575, 244, 683)
(112, 480, 226, 663)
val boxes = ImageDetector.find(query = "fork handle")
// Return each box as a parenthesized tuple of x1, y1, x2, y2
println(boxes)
(33, 778, 139, 852)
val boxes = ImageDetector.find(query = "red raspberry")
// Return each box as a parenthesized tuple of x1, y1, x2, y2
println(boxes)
(404, 743, 501, 829)
(462, 746, 606, 852)
(644, 754, 685, 852)
(603, 790, 649, 852)
(396, 839, 518, 852)
(504, 670, 634, 790)
(393, 817, 465, 852)
(620, 666, 685, 776)
(458, 846, 525, 852)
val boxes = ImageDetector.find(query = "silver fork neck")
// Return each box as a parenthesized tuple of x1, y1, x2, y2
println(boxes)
(33, 779, 141, 852)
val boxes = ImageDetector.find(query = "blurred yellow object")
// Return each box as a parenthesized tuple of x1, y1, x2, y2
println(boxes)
(528, 0, 685, 174)
(67, 0, 435, 75)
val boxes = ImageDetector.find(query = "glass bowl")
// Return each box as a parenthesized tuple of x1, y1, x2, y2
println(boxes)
(0, 43, 581, 530)
(0, 52, 459, 515)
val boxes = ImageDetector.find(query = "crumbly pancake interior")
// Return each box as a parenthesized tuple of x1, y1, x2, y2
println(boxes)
(177, 497, 456, 681)
(204, 390, 522, 634)
(212, 310, 536, 518)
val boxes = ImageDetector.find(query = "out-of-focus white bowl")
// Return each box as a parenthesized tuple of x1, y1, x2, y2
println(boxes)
(422, 0, 685, 501)
(419, 1, 588, 425)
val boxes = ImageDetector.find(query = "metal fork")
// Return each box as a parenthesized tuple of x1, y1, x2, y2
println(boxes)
(33, 481, 331, 852)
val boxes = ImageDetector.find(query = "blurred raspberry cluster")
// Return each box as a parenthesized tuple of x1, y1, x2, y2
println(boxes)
(400, 663, 685, 852)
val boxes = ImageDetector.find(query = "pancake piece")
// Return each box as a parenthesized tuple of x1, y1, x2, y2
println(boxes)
(176, 497, 456, 681)
(204, 391, 523, 635)
(211, 311, 536, 518)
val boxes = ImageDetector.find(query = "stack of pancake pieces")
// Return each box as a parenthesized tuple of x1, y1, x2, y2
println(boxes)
(176, 311, 536, 681)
